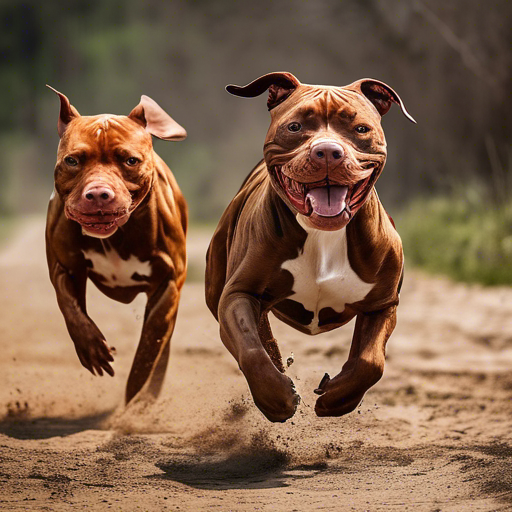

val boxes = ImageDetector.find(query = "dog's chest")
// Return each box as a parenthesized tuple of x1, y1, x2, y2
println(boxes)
(280, 219, 374, 333)
(82, 246, 152, 288)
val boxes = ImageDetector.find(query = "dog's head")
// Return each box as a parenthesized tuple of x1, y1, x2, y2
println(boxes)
(48, 86, 186, 238)
(227, 72, 415, 231)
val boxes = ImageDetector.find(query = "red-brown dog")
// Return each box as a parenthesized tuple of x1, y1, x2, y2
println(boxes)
(206, 72, 415, 422)
(46, 87, 187, 404)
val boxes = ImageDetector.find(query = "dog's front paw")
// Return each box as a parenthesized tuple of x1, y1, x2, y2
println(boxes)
(73, 326, 115, 377)
(313, 370, 364, 417)
(254, 377, 301, 423)
(241, 349, 300, 422)
(314, 389, 363, 417)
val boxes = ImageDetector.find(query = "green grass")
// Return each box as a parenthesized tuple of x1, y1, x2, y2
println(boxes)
(397, 190, 512, 286)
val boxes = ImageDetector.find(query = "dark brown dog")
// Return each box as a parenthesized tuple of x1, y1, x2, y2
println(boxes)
(206, 72, 415, 422)
(46, 87, 187, 404)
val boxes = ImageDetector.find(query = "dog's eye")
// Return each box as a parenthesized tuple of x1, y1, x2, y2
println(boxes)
(355, 125, 371, 134)
(64, 156, 79, 166)
(287, 122, 302, 132)
(126, 157, 139, 166)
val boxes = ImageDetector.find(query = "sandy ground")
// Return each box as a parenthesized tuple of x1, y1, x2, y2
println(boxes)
(1, 218, 512, 511)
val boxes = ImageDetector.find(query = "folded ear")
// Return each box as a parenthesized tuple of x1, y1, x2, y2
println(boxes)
(226, 72, 301, 110)
(348, 79, 416, 123)
(128, 95, 187, 141)
(46, 85, 81, 137)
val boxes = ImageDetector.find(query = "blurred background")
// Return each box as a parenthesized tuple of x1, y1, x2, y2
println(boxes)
(1, 0, 511, 283)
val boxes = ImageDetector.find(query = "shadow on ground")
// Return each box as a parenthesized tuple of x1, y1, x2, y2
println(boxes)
(0, 411, 113, 440)
(150, 451, 328, 490)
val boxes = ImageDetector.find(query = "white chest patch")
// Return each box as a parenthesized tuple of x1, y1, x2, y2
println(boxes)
(281, 215, 374, 333)
(82, 247, 152, 288)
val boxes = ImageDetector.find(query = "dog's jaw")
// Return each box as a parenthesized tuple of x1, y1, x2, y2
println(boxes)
(64, 204, 131, 238)
(269, 165, 377, 231)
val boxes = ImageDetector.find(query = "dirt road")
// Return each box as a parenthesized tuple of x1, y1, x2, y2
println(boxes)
(1, 219, 512, 511)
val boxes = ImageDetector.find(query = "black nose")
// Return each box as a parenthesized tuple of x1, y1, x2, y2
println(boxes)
(310, 141, 344, 167)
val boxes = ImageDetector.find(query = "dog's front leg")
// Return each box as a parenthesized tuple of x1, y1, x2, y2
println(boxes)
(125, 277, 181, 404)
(48, 256, 114, 376)
(219, 291, 300, 422)
(315, 306, 397, 417)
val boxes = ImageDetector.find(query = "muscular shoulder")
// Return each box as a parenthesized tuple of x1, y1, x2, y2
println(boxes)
(346, 190, 403, 306)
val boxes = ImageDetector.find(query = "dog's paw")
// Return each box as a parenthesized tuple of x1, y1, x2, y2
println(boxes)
(314, 391, 363, 417)
(255, 377, 301, 423)
(74, 335, 115, 377)
(241, 349, 300, 422)
(313, 372, 330, 395)
(312, 369, 365, 417)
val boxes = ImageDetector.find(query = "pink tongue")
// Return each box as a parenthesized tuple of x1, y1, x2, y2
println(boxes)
(306, 186, 348, 217)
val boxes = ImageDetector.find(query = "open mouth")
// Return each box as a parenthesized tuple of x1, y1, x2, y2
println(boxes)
(65, 206, 130, 237)
(271, 166, 374, 220)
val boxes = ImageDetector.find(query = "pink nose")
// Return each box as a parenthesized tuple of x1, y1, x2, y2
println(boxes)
(82, 185, 115, 207)
(310, 141, 344, 168)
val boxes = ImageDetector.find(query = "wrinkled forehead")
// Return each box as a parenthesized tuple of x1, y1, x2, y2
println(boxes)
(273, 84, 379, 121)
(62, 114, 151, 147)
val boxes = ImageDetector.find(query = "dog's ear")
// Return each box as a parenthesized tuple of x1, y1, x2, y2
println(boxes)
(46, 85, 81, 137)
(348, 79, 416, 123)
(129, 95, 187, 141)
(226, 72, 301, 111)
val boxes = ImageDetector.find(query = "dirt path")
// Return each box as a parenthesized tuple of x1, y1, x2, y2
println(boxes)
(1, 219, 512, 511)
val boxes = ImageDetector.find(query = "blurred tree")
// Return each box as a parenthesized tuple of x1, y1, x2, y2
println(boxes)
(0, 0, 510, 220)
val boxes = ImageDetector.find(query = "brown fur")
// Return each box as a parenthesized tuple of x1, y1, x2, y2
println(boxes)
(46, 89, 187, 404)
(206, 72, 414, 421)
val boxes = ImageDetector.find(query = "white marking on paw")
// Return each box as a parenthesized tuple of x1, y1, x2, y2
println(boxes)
(82, 247, 151, 288)
(281, 215, 374, 333)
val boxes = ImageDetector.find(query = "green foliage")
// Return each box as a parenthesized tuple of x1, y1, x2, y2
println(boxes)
(398, 188, 512, 285)
(1, 0, 511, 233)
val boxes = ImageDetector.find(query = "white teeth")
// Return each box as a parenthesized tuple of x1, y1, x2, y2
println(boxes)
(276, 167, 306, 196)
(283, 174, 304, 195)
